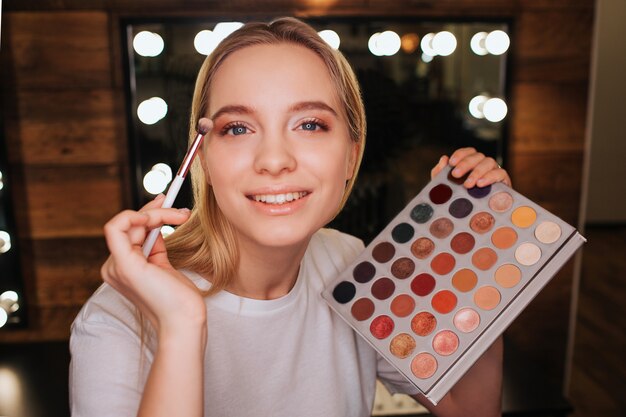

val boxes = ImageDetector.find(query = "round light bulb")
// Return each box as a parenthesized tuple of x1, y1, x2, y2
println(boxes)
(137, 97, 168, 125)
(0, 231, 11, 254)
(470, 32, 488, 56)
(133, 31, 164, 57)
(194, 30, 220, 56)
(468, 95, 488, 119)
(485, 30, 510, 55)
(420, 33, 437, 56)
(377, 30, 401, 56)
(401, 33, 420, 54)
(213, 22, 244, 40)
(368, 32, 384, 56)
(152, 163, 173, 184)
(483, 98, 508, 122)
(318, 29, 340, 50)
(160, 225, 176, 238)
(0, 291, 18, 303)
(143, 170, 168, 195)
(0, 308, 7, 328)
(432, 31, 457, 56)
(421, 53, 434, 63)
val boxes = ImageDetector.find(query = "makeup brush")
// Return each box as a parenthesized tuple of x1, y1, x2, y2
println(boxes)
(142, 118, 212, 257)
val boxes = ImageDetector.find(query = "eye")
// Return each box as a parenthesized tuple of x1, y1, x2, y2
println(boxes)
(221, 122, 249, 136)
(298, 119, 329, 132)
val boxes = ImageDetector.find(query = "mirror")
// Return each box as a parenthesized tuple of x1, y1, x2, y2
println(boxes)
(124, 18, 510, 243)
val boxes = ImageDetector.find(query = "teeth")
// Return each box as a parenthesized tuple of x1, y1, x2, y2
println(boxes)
(251, 192, 307, 205)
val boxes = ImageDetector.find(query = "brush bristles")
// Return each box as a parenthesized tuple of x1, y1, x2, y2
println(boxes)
(197, 118, 212, 135)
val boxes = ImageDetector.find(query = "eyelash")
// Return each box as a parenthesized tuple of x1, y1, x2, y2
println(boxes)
(218, 118, 330, 136)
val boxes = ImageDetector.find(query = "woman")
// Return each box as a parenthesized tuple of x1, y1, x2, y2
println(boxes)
(70, 17, 510, 417)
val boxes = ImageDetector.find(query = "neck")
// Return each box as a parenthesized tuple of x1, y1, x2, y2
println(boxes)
(225, 235, 311, 300)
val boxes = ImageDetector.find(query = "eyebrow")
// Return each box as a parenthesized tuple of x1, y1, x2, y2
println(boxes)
(210, 100, 338, 121)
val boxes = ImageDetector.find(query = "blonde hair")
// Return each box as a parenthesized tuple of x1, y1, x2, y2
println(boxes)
(165, 17, 366, 295)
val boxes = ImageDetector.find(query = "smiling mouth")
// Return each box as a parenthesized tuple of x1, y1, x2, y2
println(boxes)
(247, 191, 310, 205)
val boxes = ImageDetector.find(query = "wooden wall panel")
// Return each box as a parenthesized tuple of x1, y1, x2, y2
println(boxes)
(6, 89, 123, 165)
(15, 165, 123, 239)
(510, 82, 588, 153)
(512, 10, 594, 83)
(4, 12, 112, 89)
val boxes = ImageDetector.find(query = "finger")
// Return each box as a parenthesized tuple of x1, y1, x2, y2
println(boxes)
(462, 157, 498, 188)
(450, 151, 486, 179)
(430, 155, 450, 179)
(448, 147, 477, 166)
(475, 168, 512, 188)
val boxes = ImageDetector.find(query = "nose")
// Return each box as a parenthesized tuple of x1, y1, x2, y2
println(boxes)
(253, 133, 297, 176)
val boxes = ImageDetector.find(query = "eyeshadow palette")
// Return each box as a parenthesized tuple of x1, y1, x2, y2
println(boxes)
(321, 166, 585, 404)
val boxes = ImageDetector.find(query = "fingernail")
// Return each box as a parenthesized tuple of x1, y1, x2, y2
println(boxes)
(453, 168, 462, 177)
(156, 193, 165, 199)
(464, 177, 474, 187)
(477, 178, 486, 186)
(178, 208, 191, 214)
(449, 157, 457, 165)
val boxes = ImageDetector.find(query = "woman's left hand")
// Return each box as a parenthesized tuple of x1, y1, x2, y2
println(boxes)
(431, 147, 512, 188)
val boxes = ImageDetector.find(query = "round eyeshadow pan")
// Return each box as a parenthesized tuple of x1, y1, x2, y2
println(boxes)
(467, 184, 492, 199)
(370, 315, 394, 339)
(431, 290, 457, 314)
(450, 232, 475, 254)
(449, 198, 474, 218)
(391, 223, 415, 243)
(390, 294, 416, 317)
(491, 227, 518, 249)
(332, 281, 356, 304)
(451, 269, 478, 292)
(411, 237, 435, 259)
(371, 277, 395, 300)
(353, 261, 376, 283)
(431, 252, 456, 275)
(453, 308, 480, 333)
(391, 222, 415, 244)
(351, 298, 375, 321)
(535, 221, 562, 244)
(447, 169, 468, 185)
(372, 241, 395, 263)
(390, 333, 417, 359)
(432, 330, 459, 356)
(411, 352, 438, 379)
(411, 311, 437, 336)
(411, 203, 434, 224)
(494, 264, 522, 288)
(411, 273, 436, 297)
(429, 184, 453, 204)
(489, 191, 513, 212)
(474, 286, 501, 310)
(469, 212, 495, 234)
(472, 247, 498, 271)
(391, 257, 415, 279)
(511, 206, 537, 228)
(429, 217, 454, 239)
(515, 242, 542, 266)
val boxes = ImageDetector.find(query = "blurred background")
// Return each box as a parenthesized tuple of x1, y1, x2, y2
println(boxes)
(0, 0, 624, 416)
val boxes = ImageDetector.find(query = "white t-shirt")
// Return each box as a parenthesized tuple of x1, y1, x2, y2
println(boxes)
(69, 228, 419, 417)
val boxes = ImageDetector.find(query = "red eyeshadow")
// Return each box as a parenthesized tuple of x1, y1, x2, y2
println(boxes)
(411, 273, 436, 297)
(370, 315, 394, 339)
(431, 290, 457, 314)
(450, 232, 475, 254)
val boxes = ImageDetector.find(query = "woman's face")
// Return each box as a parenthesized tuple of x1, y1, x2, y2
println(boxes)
(202, 42, 358, 250)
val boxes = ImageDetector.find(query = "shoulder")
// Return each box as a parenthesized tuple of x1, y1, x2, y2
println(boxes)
(305, 228, 365, 286)
(71, 283, 143, 340)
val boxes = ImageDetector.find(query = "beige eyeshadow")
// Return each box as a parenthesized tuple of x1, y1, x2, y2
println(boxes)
(494, 264, 522, 288)
(535, 221, 562, 244)
(515, 242, 542, 266)
(488, 191, 513, 212)
(474, 286, 501, 310)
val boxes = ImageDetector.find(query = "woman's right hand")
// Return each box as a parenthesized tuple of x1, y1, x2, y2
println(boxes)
(100, 195, 207, 337)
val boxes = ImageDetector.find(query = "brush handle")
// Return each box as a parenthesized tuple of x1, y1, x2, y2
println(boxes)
(142, 175, 184, 257)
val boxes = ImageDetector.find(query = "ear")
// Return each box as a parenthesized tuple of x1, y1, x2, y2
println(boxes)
(345, 141, 360, 181)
